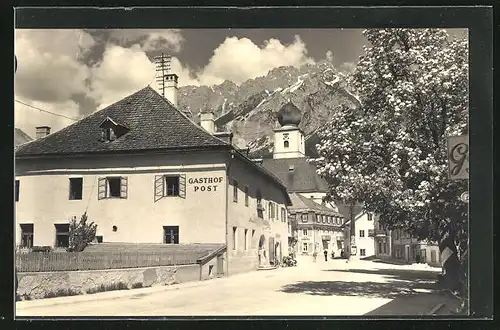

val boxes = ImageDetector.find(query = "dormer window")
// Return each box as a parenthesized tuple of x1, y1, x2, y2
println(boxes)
(99, 116, 129, 142)
(101, 128, 116, 142)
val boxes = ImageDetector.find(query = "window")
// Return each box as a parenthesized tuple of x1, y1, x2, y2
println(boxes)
(15, 180, 19, 202)
(360, 249, 366, 256)
(244, 185, 249, 206)
(244, 229, 248, 250)
(395, 230, 400, 240)
(154, 175, 186, 201)
(232, 227, 237, 250)
(20, 224, 33, 248)
(256, 189, 263, 218)
(367, 213, 373, 221)
(101, 128, 116, 142)
(321, 215, 325, 223)
(378, 242, 382, 254)
(98, 176, 128, 199)
(163, 226, 179, 244)
(301, 214, 308, 223)
(252, 229, 255, 247)
(327, 216, 331, 224)
(281, 208, 286, 223)
(96, 235, 103, 243)
(303, 242, 308, 251)
(69, 178, 83, 200)
(55, 224, 69, 248)
(233, 179, 238, 202)
(284, 140, 289, 148)
(302, 229, 308, 236)
(431, 250, 437, 263)
(165, 176, 180, 196)
(316, 214, 321, 223)
(359, 230, 365, 238)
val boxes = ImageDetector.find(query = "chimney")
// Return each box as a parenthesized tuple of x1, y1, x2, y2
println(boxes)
(35, 126, 51, 139)
(214, 132, 233, 145)
(200, 111, 216, 134)
(164, 73, 178, 107)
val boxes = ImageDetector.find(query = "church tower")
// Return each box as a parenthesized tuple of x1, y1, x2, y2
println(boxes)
(273, 102, 305, 159)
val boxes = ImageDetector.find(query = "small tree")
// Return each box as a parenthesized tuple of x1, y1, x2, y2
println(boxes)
(68, 212, 97, 252)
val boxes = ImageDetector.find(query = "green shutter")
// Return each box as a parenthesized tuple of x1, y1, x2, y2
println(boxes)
(154, 175, 164, 202)
(120, 177, 128, 199)
(98, 178, 107, 200)
(179, 174, 186, 199)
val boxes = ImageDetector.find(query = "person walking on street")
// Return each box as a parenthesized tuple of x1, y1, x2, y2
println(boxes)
(324, 250, 328, 261)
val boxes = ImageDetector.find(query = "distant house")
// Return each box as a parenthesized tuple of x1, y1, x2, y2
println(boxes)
(337, 203, 376, 259)
(392, 229, 441, 267)
(14, 128, 33, 147)
(14, 73, 291, 276)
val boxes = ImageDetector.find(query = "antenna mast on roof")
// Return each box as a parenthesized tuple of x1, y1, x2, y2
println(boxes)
(154, 53, 172, 98)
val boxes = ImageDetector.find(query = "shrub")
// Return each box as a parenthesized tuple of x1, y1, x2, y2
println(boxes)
(43, 288, 80, 299)
(131, 282, 143, 289)
(86, 281, 129, 295)
(68, 212, 97, 252)
(32, 246, 52, 253)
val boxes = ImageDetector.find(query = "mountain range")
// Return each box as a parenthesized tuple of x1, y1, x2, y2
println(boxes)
(177, 60, 361, 158)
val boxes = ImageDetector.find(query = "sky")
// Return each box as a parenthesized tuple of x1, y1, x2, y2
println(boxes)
(14, 28, 467, 138)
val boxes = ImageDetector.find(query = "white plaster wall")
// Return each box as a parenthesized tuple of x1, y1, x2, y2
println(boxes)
(353, 213, 375, 258)
(226, 157, 290, 274)
(15, 152, 228, 247)
(273, 127, 305, 159)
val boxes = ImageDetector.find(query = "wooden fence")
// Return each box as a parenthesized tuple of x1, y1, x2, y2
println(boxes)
(16, 251, 202, 272)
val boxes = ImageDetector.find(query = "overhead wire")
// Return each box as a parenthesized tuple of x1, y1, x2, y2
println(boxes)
(15, 100, 79, 121)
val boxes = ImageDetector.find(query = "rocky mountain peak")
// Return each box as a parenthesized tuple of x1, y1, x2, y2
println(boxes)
(177, 62, 360, 157)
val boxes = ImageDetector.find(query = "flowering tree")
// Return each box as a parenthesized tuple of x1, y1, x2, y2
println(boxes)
(68, 212, 97, 252)
(314, 29, 468, 295)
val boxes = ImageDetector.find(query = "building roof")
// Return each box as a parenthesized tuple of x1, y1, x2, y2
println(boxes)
(15, 86, 229, 157)
(14, 128, 33, 147)
(288, 193, 340, 215)
(260, 157, 329, 193)
(337, 202, 365, 226)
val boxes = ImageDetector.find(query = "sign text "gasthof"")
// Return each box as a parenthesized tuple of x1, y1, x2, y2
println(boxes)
(188, 177, 224, 192)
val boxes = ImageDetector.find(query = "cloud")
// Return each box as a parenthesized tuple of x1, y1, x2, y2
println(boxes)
(197, 35, 314, 86)
(14, 29, 93, 103)
(326, 50, 334, 62)
(14, 29, 317, 134)
(15, 99, 81, 138)
(107, 29, 185, 53)
(88, 44, 156, 108)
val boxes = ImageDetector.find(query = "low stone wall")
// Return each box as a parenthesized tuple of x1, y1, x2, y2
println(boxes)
(17, 264, 200, 300)
(227, 254, 258, 275)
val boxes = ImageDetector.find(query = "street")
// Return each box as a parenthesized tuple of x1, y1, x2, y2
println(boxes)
(16, 259, 446, 317)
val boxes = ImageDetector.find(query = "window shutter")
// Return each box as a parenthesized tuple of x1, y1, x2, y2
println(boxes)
(179, 174, 186, 199)
(154, 175, 164, 202)
(98, 178, 107, 200)
(120, 176, 128, 199)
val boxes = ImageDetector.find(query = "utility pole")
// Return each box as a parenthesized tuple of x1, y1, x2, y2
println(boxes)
(154, 53, 172, 98)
